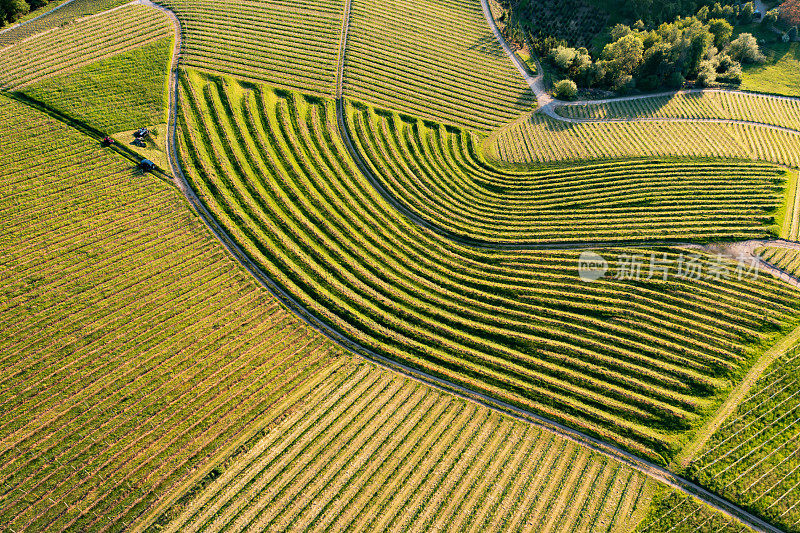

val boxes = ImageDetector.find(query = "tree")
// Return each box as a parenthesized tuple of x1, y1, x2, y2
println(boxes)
(790, 25, 799, 41)
(602, 33, 644, 79)
(779, 0, 800, 26)
(550, 46, 577, 70)
(764, 9, 779, 25)
(0, 0, 29, 24)
(707, 19, 733, 50)
(553, 79, 578, 99)
(740, 1, 755, 23)
(728, 33, 766, 63)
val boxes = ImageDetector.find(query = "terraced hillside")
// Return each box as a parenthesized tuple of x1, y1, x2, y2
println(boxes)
(0, 3, 171, 90)
(177, 69, 800, 462)
(346, 100, 791, 244)
(343, 0, 534, 129)
(489, 114, 800, 168)
(0, 93, 344, 531)
(154, 0, 343, 96)
(556, 92, 800, 133)
(684, 346, 800, 532)
(18, 36, 173, 133)
(0, 0, 131, 48)
(154, 360, 654, 533)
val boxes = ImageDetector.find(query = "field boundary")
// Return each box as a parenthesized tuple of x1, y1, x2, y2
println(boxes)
(0, 0, 78, 36)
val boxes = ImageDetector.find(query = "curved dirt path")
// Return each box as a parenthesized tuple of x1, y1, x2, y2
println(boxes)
(128, 1, 791, 531)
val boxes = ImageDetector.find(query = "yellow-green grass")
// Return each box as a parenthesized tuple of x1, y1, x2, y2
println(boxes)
(346, 100, 790, 244)
(741, 43, 800, 98)
(759, 247, 800, 277)
(177, 68, 800, 463)
(151, 359, 654, 533)
(555, 91, 800, 133)
(0, 93, 344, 531)
(112, 122, 169, 170)
(343, 0, 535, 130)
(683, 346, 800, 532)
(18, 36, 173, 133)
(0, 3, 171, 90)
(635, 488, 751, 532)
(153, 0, 343, 97)
(488, 113, 800, 168)
(0, 0, 130, 48)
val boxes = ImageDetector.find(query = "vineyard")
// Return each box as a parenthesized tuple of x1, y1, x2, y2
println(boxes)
(153, 0, 343, 96)
(343, 0, 534, 129)
(18, 35, 173, 133)
(636, 490, 751, 532)
(0, 93, 345, 531)
(0, 0, 130, 48)
(155, 360, 654, 533)
(0, 3, 171, 90)
(759, 246, 800, 277)
(345, 100, 791, 244)
(488, 113, 800, 168)
(176, 68, 800, 463)
(555, 91, 800, 133)
(684, 347, 800, 532)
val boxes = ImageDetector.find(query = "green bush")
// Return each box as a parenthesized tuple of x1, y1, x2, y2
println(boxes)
(554, 78, 578, 99)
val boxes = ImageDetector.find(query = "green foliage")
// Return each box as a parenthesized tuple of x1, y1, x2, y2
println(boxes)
(635, 489, 749, 532)
(707, 18, 733, 48)
(18, 36, 172, 133)
(729, 32, 767, 63)
(0, 0, 30, 24)
(553, 78, 578, 99)
(498, 0, 607, 47)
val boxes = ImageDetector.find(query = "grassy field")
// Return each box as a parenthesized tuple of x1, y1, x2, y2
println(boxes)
(153, 0, 343, 97)
(741, 43, 800, 98)
(176, 68, 800, 463)
(0, 93, 345, 531)
(343, 0, 535, 130)
(18, 36, 173, 133)
(681, 345, 800, 531)
(636, 489, 751, 533)
(555, 91, 800, 133)
(0, 0, 131, 48)
(151, 359, 655, 533)
(346, 100, 791, 244)
(489, 113, 800, 168)
(0, 3, 171, 91)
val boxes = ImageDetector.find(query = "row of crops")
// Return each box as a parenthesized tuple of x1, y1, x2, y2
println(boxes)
(759, 246, 800, 277)
(489, 113, 800, 168)
(636, 490, 752, 532)
(0, 94, 344, 532)
(0, 3, 171, 90)
(681, 337, 800, 532)
(556, 91, 800, 133)
(0, 0, 131, 48)
(176, 69, 800, 462)
(346, 101, 790, 244)
(157, 360, 653, 533)
(343, 0, 534, 130)
(153, 0, 342, 97)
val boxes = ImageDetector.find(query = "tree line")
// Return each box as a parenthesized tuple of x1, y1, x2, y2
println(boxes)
(0, 0, 55, 26)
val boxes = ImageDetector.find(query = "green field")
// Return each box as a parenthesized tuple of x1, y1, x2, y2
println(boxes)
(489, 113, 800, 168)
(154, 0, 343, 96)
(345, 100, 791, 244)
(555, 91, 800, 132)
(760, 246, 800, 276)
(176, 68, 800, 463)
(0, 3, 171, 91)
(343, 0, 535, 129)
(0, 0, 131, 48)
(741, 42, 800, 98)
(18, 35, 173, 133)
(152, 360, 655, 533)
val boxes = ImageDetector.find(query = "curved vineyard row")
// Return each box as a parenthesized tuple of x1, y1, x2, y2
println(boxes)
(153, 0, 343, 97)
(0, 93, 343, 532)
(156, 361, 654, 533)
(0, 0, 131, 48)
(556, 91, 800, 133)
(345, 100, 789, 244)
(343, 0, 534, 130)
(176, 69, 800, 462)
(489, 113, 800, 168)
(0, 3, 171, 90)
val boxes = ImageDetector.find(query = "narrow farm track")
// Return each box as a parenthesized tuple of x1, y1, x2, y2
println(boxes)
(116, 3, 788, 532)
